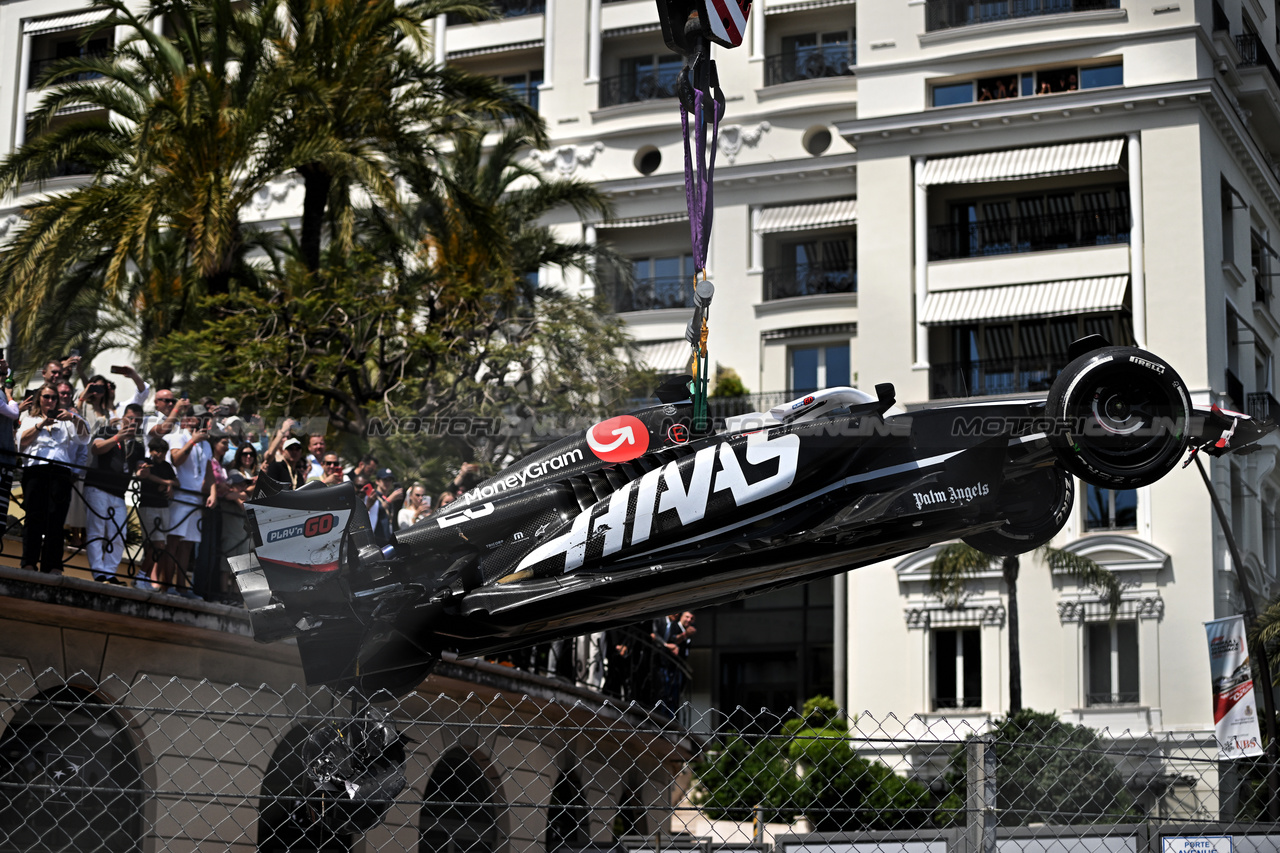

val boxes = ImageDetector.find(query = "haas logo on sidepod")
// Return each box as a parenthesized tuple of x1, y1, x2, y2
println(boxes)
(587, 415, 650, 463)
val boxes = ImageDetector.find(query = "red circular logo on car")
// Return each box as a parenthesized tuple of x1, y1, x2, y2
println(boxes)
(667, 424, 690, 444)
(586, 415, 650, 462)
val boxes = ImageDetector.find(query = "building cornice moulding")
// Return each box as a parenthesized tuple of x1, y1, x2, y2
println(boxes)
(838, 79, 1280, 222)
(916, 7, 1127, 47)
(857, 22, 1196, 77)
(596, 152, 857, 195)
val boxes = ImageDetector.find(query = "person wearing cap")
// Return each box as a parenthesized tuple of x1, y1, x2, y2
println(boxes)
(265, 437, 307, 490)
(215, 396, 247, 443)
(211, 462, 252, 605)
(371, 468, 404, 545)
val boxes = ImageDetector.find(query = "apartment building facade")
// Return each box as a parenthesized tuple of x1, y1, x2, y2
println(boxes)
(4, 2, 1280, 782)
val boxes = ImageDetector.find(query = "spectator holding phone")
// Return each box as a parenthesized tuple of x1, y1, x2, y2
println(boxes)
(136, 436, 176, 591)
(108, 364, 151, 418)
(85, 404, 145, 584)
(398, 483, 431, 529)
(78, 375, 115, 432)
(371, 468, 403, 544)
(18, 383, 89, 573)
(0, 353, 19, 522)
(164, 406, 210, 597)
(318, 452, 345, 485)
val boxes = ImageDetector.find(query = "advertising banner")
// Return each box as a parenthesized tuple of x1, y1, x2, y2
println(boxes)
(1205, 615, 1264, 759)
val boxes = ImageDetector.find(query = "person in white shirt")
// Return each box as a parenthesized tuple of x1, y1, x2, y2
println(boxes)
(164, 412, 211, 596)
(305, 433, 326, 481)
(0, 355, 19, 521)
(18, 383, 89, 574)
(398, 483, 431, 529)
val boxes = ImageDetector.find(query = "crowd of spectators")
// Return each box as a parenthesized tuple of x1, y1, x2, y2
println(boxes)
(0, 353, 485, 602)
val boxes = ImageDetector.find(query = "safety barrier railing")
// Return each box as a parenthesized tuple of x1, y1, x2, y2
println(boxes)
(0, 672, 1276, 851)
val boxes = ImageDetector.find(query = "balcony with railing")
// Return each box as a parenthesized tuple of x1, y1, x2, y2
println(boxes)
(930, 356, 1071, 399)
(924, 0, 1120, 32)
(1248, 391, 1280, 423)
(1234, 33, 1280, 90)
(488, 626, 692, 718)
(928, 207, 1130, 261)
(602, 274, 695, 312)
(28, 53, 109, 89)
(598, 69, 680, 108)
(764, 44, 856, 86)
(762, 265, 856, 301)
(447, 0, 545, 24)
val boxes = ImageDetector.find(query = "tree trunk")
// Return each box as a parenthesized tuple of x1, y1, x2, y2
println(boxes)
(299, 165, 332, 272)
(1003, 555, 1021, 714)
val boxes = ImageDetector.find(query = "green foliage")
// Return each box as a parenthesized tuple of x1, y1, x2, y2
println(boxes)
(0, 1, 648, 480)
(691, 735, 801, 824)
(939, 709, 1137, 826)
(692, 696, 934, 831)
(711, 365, 748, 398)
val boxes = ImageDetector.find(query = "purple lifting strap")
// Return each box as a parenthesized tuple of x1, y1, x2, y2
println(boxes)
(681, 87, 723, 273)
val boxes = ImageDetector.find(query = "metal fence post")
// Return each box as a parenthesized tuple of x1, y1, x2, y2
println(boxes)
(966, 734, 996, 853)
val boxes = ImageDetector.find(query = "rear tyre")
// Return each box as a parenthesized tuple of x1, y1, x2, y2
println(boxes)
(1046, 347, 1191, 489)
(963, 466, 1073, 557)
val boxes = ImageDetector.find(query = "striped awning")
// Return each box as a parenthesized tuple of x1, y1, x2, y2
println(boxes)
(595, 212, 688, 229)
(25, 11, 109, 35)
(920, 276, 1129, 325)
(603, 23, 663, 38)
(765, 0, 856, 14)
(756, 199, 857, 233)
(448, 39, 543, 59)
(636, 340, 692, 374)
(917, 139, 1125, 186)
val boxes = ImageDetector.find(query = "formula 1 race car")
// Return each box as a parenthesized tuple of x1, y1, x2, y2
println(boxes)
(233, 336, 1275, 699)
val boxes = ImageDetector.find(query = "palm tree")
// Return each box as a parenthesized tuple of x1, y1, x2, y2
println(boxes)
(0, 0, 537, 370)
(271, 0, 544, 271)
(930, 542, 1121, 714)
(0, 0, 294, 364)
(360, 124, 641, 458)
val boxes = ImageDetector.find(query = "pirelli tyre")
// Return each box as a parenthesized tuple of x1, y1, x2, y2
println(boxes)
(1046, 347, 1191, 489)
(963, 466, 1073, 557)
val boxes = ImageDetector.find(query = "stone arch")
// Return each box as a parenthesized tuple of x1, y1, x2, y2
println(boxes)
(0, 684, 145, 852)
(545, 766, 590, 852)
(257, 725, 352, 853)
(419, 747, 500, 853)
(612, 768, 648, 840)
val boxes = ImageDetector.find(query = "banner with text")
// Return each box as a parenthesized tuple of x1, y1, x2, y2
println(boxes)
(1206, 614, 1264, 759)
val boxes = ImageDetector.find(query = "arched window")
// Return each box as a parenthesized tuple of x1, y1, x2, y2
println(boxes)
(612, 775, 647, 840)
(546, 768, 590, 852)
(257, 726, 352, 853)
(419, 749, 499, 853)
(0, 686, 144, 853)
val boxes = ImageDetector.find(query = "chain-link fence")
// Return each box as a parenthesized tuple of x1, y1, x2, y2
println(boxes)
(3, 666, 1280, 852)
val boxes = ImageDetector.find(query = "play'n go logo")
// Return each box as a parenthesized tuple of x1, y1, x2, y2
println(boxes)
(586, 415, 650, 463)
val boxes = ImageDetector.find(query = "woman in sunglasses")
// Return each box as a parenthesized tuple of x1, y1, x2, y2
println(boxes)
(78, 375, 115, 433)
(18, 383, 89, 573)
(228, 442, 261, 488)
